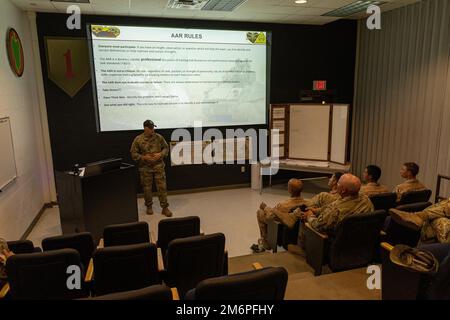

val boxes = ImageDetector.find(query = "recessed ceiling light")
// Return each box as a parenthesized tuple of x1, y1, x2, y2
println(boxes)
(294, 0, 307, 4)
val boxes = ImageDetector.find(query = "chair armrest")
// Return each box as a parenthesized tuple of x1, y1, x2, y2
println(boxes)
(157, 247, 165, 272)
(305, 223, 328, 239)
(381, 242, 394, 252)
(0, 283, 9, 299)
(171, 287, 180, 300)
(266, 219, 282, 252)
(97, 238, 104, 249)
(85, 258, 94, 282)
(252, 262, 263, 270)
(304, 223, 329, 276)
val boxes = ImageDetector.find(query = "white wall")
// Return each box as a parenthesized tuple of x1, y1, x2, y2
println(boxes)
(0, 0, 50, 239)
(352, 0, 450, 196)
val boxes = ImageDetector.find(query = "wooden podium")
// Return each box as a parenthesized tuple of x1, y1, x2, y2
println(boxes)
(55, 163, 139, 242)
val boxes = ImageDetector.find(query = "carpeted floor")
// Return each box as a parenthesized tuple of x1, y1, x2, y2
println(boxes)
(228, 251, 315, 275)
(285, 267, 381, 300)
(229, 251, 381, 300)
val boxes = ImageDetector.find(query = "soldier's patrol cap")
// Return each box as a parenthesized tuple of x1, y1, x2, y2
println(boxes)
(143, 120, 157, 128)
(390, 244, 439, 274)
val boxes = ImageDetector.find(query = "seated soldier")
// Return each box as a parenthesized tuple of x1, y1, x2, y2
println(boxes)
(360, 165, 389, 196)
(251, 179, 309, 253)
(269, 172, 344, 231)
(0, 238, 14, 282)
(393, 162, 427, 201)
(298, 173, 375, 235)
(307, 172, 343, 211)
(390, 198, 450, 244)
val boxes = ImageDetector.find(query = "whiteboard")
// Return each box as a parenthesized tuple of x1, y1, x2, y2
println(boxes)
(289, 104, 330, 160)
(0, 118, 18, 190)
(330, 104, 349, 164)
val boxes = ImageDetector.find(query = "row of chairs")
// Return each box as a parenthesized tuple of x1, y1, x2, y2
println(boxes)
(1, 217, 208, 299)
(267, 189, 433, 275)
(267, 189, 432, 253)
(82, 265, 288, 301)
(1, 218, 288, 300)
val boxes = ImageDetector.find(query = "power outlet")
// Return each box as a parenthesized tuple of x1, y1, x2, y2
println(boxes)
(241, 166, 246, 173)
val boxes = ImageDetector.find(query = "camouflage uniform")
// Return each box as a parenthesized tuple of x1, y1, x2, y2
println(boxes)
(257, 198, 309, 245)
(130, 133, 169, 208)
(307, 194, 375, 234)
(0, 238, 8, 280)
(416, 199, 450, 244)
(360, 183, 390, 196)
(306, 192, 340, 214)
(393, 179, 427, 201)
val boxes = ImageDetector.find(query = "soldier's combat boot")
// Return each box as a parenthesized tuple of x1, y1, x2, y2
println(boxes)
(162, 207, 173, 217)
(146, 207, 154, 215)
(389, 208, 424, 231)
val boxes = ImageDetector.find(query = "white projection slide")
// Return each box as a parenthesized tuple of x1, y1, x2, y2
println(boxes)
(89, 25, 268, 131)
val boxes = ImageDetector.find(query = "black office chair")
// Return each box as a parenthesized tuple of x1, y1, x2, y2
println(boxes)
(103, 221, 150, 247)
(84, 284, 173, 300)
(185, 267, 288, 300)
(304, 210, 387, 276)
(92, 243, 160, 296)
(381, 242, 450, 300)
(397, 189, 432, 205)
(164, 233, 225, 298)
(384, 202, 432, 247)
(369, 192, 397, 211)
(7, 240, 41, 254)
(157, 216, 201, 262)
(6, 249, 88, 300)
(42, 232, 95, 270)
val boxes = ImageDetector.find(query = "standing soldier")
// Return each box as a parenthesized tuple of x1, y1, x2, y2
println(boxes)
(131, 120, 172, 217)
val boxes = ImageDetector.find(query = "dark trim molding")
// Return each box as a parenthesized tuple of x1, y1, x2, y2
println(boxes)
(21, 202, 56, 240)
(137, 183, 251, 197)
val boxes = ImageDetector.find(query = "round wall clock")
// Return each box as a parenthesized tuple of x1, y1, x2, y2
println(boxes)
(6, 28, 25, 77)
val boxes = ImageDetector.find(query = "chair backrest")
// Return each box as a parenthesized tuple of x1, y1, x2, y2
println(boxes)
(329, 210, 387, 272)
(6, 240, 38, 254)
(92, 243, 159, 296)
(398, 189, 432, 205)
(157, 216, 200, 257)
(85, 284, 172, 300)
(369, 193, 397, 211)
(42, 232, 94, 269)
(186, 267, 288, 300)
(103, 221, 150, 247)
(166, 233, 225, 297)
(6, 249, 86, 300)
